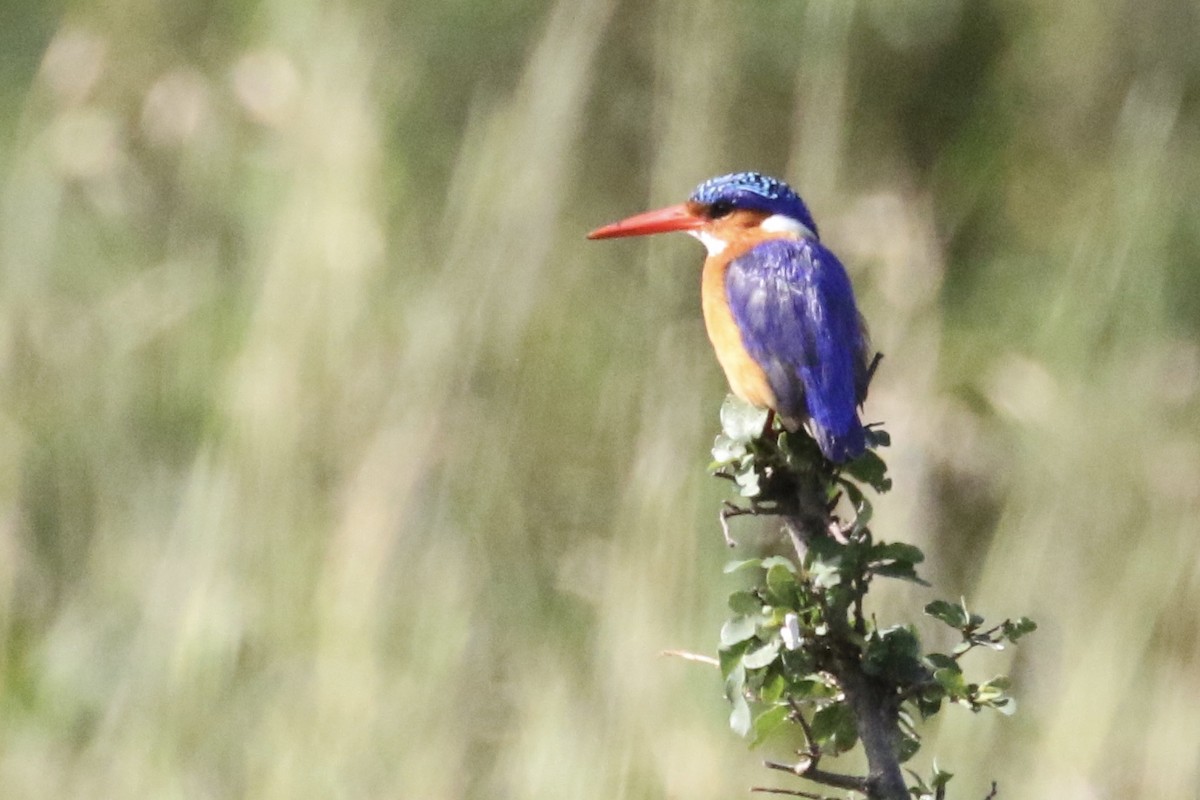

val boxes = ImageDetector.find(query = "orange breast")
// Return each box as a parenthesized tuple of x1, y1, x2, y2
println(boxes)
(700, 248, 777, 411)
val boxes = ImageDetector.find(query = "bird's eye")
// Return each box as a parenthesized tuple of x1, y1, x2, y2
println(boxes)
(709, 201, 735, 219)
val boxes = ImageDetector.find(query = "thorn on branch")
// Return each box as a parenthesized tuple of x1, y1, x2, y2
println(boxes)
(720, 501, 775, 547)
(783, 519, 809, 563)
(660, 649, 719, 667)
(982, 781, 998, 800)
(719, 502, 742, 547)
(866, 352, 884, 384)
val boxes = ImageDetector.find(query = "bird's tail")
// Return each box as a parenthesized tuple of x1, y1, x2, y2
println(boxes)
(810, 412, 866, 464)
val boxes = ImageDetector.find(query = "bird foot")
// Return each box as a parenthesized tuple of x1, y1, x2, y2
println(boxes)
(759, 409, 780, 443)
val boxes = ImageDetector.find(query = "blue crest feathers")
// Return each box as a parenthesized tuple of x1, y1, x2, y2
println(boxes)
(688, 172, 818, 238)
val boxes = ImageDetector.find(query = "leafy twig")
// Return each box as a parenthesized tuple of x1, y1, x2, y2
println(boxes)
(707, 396, 1034, 799)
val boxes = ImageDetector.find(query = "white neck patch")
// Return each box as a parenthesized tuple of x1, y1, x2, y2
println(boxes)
(687, 229, 728, 256)
(760, 214, 816, 240)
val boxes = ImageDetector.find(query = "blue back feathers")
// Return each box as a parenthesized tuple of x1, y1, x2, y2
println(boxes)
(689, 172, 819, 238)
(723, 237, 869, 463)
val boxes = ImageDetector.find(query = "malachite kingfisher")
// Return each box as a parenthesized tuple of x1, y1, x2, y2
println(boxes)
(588, 171, 872, 463)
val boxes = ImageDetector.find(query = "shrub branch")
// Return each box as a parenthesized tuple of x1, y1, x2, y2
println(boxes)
(706, 396, 1035, 799)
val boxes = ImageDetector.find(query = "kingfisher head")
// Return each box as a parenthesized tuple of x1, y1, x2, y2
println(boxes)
(587, 171, 818, 255)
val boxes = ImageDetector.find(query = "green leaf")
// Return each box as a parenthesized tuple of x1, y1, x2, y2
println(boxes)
(723, 558, 762, 574)
(842, 449, 892, 493)
(725, 661, 746, 701)
(863, 625, 925, 684)
(719, 395, 769, 442)
(759, 555, 797, 573)
(764, 605, 790, 627)
(778, 427, 822, 462)
(865, 426, 891, 448)
(765, 564, 798, 607)
(925, 653, 957, 671)
(897, 705, 918, 735)
(718, 640, 751, 678)
(729, 692, 752, 737)
(896, 730, 921, 763)
(925, 600, 968, 629)
(720, 615, 759, 647)
(933, 667, 968, 696)
(711, 434, 748, 465)
(870, 543, 928, 582)
(851, 493, 874, 530)
(779, 647, 816, 678)
(914, 689, 945, 718)
(806, 535, 843, 559)
(992, 697, 1017, 716)
(742, 639, 781, 670)
(975, 675, 1015, 713)
(808, 560, 842, 590)
(735, 465, 762, 497)
(789, 674, 840, 701)
(811, 703, 858, 754)
(750, 704, 790, 748)
(872, 541, 925, 565)
(805, 538, 844, 590)
(728, 590, 763, 615)
(760, 673, 787, 704)
(871, 561, 930, 585)
(1003, 617, 1038, 641)
(907, 769, 931, 796)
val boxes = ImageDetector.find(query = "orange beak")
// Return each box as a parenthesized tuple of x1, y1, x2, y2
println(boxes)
(586, 203, 705, 240)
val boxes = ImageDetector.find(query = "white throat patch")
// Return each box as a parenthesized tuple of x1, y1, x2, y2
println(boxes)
(687, 229, 728, 256)
(760, 214, 816, 240)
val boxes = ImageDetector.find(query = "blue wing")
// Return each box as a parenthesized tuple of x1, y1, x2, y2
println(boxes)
(725, 238, 869, 462)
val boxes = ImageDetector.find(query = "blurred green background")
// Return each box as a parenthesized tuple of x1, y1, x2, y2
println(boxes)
(1, 0, 1199, 797)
